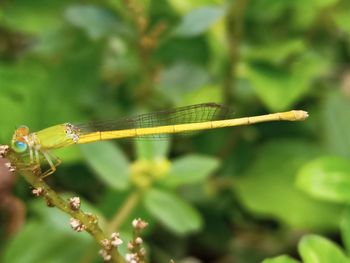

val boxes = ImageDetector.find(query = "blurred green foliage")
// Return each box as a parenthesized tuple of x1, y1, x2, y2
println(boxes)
(1, 0, 350, 262)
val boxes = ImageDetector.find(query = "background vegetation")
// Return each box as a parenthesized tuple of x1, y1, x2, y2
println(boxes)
(1, 0, 350, 262)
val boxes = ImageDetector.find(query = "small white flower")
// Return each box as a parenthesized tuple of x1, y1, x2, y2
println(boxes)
(99, 249, 112, 261)
(4, 162, 15, 172)
(69, 197, 81, 210)
(32, 187, 45, 197)
(125, 253, 138, 263)
(140, 247, 146, 256)
(101, 238, 112, 250)
(84, 212, 98, 224)
(135, 237, 143, 244)
(110, 232, 123, 247)
(0, 145, 9, 157)
(132, 218, 148, 230)
(127, 242, 134, 250)
(70, 218, 86, 232)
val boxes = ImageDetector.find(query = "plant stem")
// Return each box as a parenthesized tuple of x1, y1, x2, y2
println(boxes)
(223, 0, 249, 105)
(108, 192, 141, 233)
(4, 149, 126, 263)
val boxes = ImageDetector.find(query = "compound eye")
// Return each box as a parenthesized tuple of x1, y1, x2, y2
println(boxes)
(12, 141, 28, 153)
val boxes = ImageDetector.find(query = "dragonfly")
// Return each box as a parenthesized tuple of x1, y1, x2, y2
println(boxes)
(11, 103, 308, 177)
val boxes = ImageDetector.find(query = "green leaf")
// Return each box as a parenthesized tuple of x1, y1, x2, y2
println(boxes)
(313, 0, 339, 8)
(2, 0, 69, 34)
(333, 5, 350, 35)
(52, 147, 82, 164)
(247, 1, 329, 29)
(157, 62, 210, 104)
(2, 199, 93, 263)
(292, 1, 338, 29)
(0, 41, 103, 146)
(32, 27, 74, 57)
(247, 1, 293, 22)
(169, 0, 224, 14)
(135, 139, 170, 160)
(246, 52, 328, 111)
(0, 61, 47, 143)
(341, 207, 350, 255)
(182, 84, 222, 105)
(65, 5, 121, 40)
(161, 63, 208, 88)
(296, 156, 350, 203)
(244, 39, 306, 66)
(292, 1, 318, 29)
(236, 140, 342, 230)
(322, 91, 350, 158)
(262, 255, 300, 263)
(161, 154, 220, 187)
(298, 235, 349, 263)
(80, 142, 130, 190)
(144, 189, 203, 235)
(0, 95, 24, 144)
(2, 221, 93, 263)
(173, 6, 225, 37)
(157, 36, 210, 65)
(43, 39, 103, 125)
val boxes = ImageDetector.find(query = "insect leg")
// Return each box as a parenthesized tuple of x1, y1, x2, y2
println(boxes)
(35, 149, 40, 164)
(40, 151, 56, 178)
(29, 146, 34, 164)
(40, 151, 61, 179)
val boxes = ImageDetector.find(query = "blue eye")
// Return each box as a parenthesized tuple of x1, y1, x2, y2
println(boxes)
(12, 141, 28, 153)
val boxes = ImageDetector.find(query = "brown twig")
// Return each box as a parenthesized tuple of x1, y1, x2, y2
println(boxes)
(121, 0, 166, 103)
(2, 145, 125, 263)
(223, 0, 249, 105)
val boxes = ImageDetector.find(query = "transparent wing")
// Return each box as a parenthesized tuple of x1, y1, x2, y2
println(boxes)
(76, 103, 234, 139)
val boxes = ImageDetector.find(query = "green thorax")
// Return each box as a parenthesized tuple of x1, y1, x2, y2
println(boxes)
(35, 123, 79, 150)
